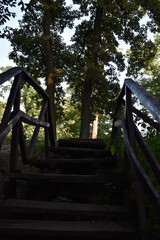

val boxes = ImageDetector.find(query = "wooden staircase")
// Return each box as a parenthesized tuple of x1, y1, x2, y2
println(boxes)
(0, 139, 138, 240)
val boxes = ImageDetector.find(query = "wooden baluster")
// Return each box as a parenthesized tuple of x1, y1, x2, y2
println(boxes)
(27, 100, 48, 158)
(19, 121, 28, 164)
(45, 106, 49, 159)
(10, 74, 21, 172)
(9, 74, 21, 198)
(115, 100, 123, 168)
(125, 86, 149, 240)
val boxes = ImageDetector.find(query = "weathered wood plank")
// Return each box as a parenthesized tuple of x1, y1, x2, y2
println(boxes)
(27, 100, 49, 158)
(58, 139, 106, 149)
(0, 75, 21, 132)
(124, 121, 160, 215)
(0, 111, 22, 145)
(125, 78, 160, 122)
(22, 69, 48, 99)
(0, 67, 49, 100)
(21, 111, 50, 128)
(134, 123, 160, 184)
(0, 67, 22, 85)
(0, 111, 49, 146)
(8, 172, 115, 183)
(50, 147, 108, 159)
(28, 158, 107, 165)
(132, 105, 160, 130)
(1, 199, 131, 219)
(0, 220, 136, 238)
(52, 147, 107, 153)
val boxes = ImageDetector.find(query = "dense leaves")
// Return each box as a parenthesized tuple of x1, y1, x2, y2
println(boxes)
(0, 0, 160, 138)
(0, 0, 17, 25)
(68, 0, 160, 137)
(0, 0, 25, 26)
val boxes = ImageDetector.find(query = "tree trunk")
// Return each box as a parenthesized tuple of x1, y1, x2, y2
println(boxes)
(80, 5, 103, 138)
(92, 112, 99, 139)
(80, 77, 92, 138)
(42, 0, 56, 143)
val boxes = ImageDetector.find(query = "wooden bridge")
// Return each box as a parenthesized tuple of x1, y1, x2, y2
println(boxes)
(0, 67, 160, 240)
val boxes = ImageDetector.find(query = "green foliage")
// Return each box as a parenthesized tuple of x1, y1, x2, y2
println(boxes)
(68, 0, 159, 133)
(0, 0, 17, 25)
(53, 195, 73, 203)
(1, 1, 80, 125)
(0, 0, 25, 37)
(130, 34, 160, 137)
(1, 1, 160, 140)
(145, 134, 160, 162)
(57, 89, 81, 139)
(127, 40, 157, 76)
(22, 164, 40, 174)
(135, 133, 160, 239)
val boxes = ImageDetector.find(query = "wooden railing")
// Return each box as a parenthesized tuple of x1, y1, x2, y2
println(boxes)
(113, 78, 160, 240)
(0, 67, 54, 172)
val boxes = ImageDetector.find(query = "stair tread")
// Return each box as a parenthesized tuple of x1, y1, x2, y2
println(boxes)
(28, 158, 107, 164)
(50, 147, 108, 159)
(0, 219, 136, 237)
(2, 199, 131, 217)
(58, 139, 106, 149)
(8, 172, 114, 183)
(52, 147, 107, 152)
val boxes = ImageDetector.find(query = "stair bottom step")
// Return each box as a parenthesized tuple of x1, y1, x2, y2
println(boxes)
(0, 220, 136, 239)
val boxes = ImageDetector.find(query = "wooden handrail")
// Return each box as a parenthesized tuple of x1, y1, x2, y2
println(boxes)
(0, 67, 54, 171)
(114, 78, 160, 239)
(124, 121, 160, 215)
(117, 78, 160, 122)
(0, 67, 49, 99)
(125, 78, 160, 122)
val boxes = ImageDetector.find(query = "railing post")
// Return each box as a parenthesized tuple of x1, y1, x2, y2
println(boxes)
(19, 121, 28, 164)
(10, 74, 21, 172)
(0, 75, 21, 150)
(125, 86, 149, 240)
(45, 106, 49, 159)
(115, 101, 123, 168)
(111, 100, 123, 168)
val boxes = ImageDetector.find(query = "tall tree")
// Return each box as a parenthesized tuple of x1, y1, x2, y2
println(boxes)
(70, 0, 159, 138)
(42, 0, 56, 140)
(2, 0, 78, 141)
(80, 3, 104, 138)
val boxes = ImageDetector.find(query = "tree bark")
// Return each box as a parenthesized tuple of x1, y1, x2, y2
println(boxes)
(80, 76, 92, 138)
(92, 112, 99, 139)
(42, 0, 56, 143)
(80, 5, 103, 138)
